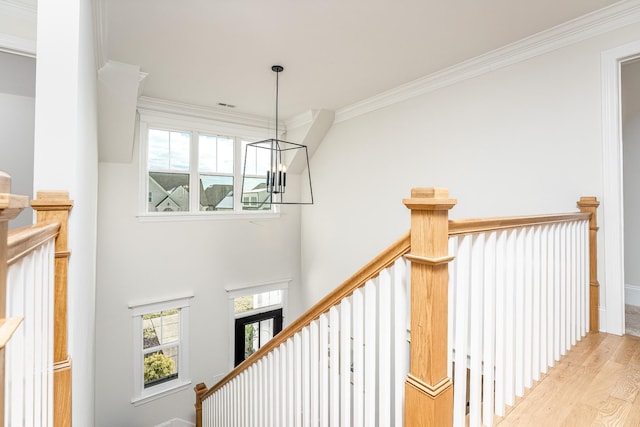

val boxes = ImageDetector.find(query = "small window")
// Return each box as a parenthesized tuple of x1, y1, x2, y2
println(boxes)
(130, 295, 193, 405)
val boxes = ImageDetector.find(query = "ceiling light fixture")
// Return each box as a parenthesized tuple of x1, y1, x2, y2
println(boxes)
(241, 65, 314, 208)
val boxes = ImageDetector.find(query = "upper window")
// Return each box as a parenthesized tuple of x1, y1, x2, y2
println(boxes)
(139, 111, 275, 217)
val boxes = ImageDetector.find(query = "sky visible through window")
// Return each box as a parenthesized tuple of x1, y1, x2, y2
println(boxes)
(148, 129, 190, 171)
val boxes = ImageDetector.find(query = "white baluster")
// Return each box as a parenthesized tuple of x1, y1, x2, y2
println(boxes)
(469, 233, 484, 426)
(494, 231, 506, 417)
(339, 297, 352, 426)
(392, 258, 409, 427)
(483, 231, 497, 427)
(329, 307, 340, 426)
(453, 234, 470, 427)
(309, 320, 319, 427)
(319, 313, 329, 427)
(352, 288, 364, 427)
(378, 270, 391, 426)
(363, 281, 377, 426)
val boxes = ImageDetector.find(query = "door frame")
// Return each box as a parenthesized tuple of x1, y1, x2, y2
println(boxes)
(602, 39, 640, 335)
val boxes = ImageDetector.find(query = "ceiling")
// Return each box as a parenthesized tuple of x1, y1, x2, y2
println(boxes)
(98, 1, 633, 120)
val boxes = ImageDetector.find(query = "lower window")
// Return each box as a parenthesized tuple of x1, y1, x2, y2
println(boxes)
(130, 295, 192, 405)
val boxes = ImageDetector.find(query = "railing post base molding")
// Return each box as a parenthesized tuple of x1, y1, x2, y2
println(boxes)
(577, 196, 600, 332)
(54, 358, 72, 427)
(405, 378, 454, 427)
(403, 188, 456, 427)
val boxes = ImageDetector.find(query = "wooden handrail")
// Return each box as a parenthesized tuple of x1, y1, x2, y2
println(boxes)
(196, 194, 600, 425)
(200, 230, 412, 400)
(7, 223, 60, 266)
(448, 212, 590, 236)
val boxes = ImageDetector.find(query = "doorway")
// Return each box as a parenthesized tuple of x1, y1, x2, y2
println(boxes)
(602, 40, 640, 336)
(622, 58, 640, 336)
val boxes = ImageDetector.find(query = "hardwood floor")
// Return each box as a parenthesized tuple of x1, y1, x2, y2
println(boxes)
(498, 333, 640, 426)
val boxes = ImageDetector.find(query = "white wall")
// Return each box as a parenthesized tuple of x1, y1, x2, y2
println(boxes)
(622, 59, 640, 304)
(300, 24, 640, 320)
(0, 51, 35, 228)
(95, 143, 302, 425)
(33, 0, 98, 425)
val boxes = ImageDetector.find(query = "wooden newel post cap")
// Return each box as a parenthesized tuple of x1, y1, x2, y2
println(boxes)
(577, 196, 600, 208)
(403, 187, 457, 210)
(0, 171, 10, 193)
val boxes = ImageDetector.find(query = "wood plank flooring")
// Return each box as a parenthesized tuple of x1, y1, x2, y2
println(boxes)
(497, 333, 640, 426)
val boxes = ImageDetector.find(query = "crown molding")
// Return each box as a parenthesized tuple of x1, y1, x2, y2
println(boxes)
(335, 0, 640, 124)
(137, 96, 280, 132)
(286, 110, 315, 130)
(0, 33, 35, 57)
(92, 0, 108, 70)
(0, 0, 36, 15)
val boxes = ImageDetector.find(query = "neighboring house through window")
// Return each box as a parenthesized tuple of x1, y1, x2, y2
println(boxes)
(138, 102, 277, 218)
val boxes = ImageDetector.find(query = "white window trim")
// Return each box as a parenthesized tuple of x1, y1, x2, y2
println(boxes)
(137, 109, 281, 221)
(226, 279, 290, 370)
(129, 294, 194, 406)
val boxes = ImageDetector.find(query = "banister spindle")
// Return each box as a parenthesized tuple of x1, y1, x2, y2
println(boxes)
(403, 188, 456, 427)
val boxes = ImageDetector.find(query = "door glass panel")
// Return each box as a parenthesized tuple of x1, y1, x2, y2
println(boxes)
(259, 318, 274, 347)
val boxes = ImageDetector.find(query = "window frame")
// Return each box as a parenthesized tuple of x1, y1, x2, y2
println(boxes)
(226, 280, 289, 370)
(138, 109, 279, 221)
(129, 294, 193, 406)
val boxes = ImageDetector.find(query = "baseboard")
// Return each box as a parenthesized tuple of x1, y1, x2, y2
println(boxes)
(599, 307, 606, 333)
(625, 284, 640, 307)
(153, 419, 195, 427)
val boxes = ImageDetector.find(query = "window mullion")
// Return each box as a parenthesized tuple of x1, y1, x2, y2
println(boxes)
(190, 131, 200, 212)
(234, 137, 242, 212)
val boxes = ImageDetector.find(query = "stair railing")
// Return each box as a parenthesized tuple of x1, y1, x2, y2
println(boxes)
(195, 188, 599, 427)
(0, 171, 73, 427)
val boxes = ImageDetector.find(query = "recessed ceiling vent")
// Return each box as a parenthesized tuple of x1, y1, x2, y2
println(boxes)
(217, 102, 236, 108)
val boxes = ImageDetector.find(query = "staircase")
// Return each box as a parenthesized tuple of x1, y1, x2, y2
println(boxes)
(194, 187, 600, 427)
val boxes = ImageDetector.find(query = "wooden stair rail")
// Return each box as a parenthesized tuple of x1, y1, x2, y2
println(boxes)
(0, 172, 28, 427)
(195, 188, 600, 426)
(31, 191, 73, 427)
(194, 230, 412, 406)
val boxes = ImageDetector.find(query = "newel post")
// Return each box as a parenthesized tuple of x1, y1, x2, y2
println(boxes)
(403, 188, 456, 427)
(194, 383, 207, 427)
(31, 191, 73, 427)
(577, 196, 600, 332)
(0, 172, 28, 427)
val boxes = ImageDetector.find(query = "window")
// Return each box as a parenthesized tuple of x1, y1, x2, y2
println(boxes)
(139, 108, 276, 218)
(227, 281, 289, 368)
(130, 295, 193, 405)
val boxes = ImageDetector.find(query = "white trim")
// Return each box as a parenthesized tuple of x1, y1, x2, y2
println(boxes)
(92, 0, 107, 69)
(225, 278, 291, 295)
(600, 39, 640, 336)
(0, 0, 36, 14)
(138, 96, 282, 134)
(335, 0, 640, 124)
(0, 33, 35, 57)
(625, 284, 640, 306)
(136, 211, 280, 222)
(128, 293, 194, 312)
